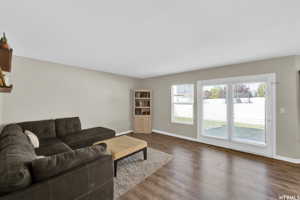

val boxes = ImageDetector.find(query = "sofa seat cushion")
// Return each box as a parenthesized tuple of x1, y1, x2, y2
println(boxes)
(55, 117, 81, 138)
(30, 145, 108, 182)
(61, 127, 115, 149)
(39, 138, 63, 148)
(35, 138, 72, 156)
(0, 124, 37, 195)
(18, 120, 56, 139)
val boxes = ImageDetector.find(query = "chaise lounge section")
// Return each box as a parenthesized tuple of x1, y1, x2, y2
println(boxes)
(55, 117, 115, 149)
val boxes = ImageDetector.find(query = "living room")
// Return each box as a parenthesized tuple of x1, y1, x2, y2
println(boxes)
(0, 1, 300, 200)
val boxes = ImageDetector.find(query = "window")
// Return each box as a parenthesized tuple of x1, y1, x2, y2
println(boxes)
(232, 82, 267, 144)
(197, 74, 275, 157)
(171, 84, 194, 124)
(202, 84, 228, 138)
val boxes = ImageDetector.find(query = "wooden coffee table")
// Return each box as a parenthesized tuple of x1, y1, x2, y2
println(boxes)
(94, 136, 148, 176)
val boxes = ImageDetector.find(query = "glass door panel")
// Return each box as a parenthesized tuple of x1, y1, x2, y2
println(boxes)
(232, 82, 266, 144)
(202, 85, 228, 139)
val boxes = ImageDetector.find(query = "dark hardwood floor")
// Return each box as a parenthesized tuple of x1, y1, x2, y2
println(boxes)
(119, 133, 300, 200)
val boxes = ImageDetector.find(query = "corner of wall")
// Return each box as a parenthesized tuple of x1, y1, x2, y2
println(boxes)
(294, 55, 300, 158)
(295, 55, 300, 67)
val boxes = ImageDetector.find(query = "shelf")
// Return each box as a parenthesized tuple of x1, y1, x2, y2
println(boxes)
(0, 85, 13, 93)
(134, 89, 152, 133)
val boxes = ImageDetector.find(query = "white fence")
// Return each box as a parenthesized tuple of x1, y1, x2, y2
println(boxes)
(174, 98, 265, 125)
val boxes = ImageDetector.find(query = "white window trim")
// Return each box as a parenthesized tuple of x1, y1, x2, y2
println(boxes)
(197, 73, 276, 158)
(171, 84, 194, 125)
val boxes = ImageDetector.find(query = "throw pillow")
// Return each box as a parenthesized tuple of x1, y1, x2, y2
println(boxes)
(24, 130, 39, 148)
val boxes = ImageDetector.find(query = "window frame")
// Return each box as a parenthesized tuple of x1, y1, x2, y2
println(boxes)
(171, 84, 194, 125)
(200, 84, 229, 140)
(197, 73, 276, 157)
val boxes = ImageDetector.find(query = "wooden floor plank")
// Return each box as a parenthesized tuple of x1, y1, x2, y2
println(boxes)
(118, 133, 300, 200)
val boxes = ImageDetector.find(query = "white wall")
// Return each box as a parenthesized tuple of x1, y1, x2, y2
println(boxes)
(142, 56, 300, 158)
(1, 55, 300, 159)
(1, 56, 140, 133)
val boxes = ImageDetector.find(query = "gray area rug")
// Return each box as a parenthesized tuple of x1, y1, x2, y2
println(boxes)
(114, 148, 172, 199)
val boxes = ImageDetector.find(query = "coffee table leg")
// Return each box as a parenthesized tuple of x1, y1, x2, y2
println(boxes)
(143, 148, 147, 160)
(114, 160, 117, 177)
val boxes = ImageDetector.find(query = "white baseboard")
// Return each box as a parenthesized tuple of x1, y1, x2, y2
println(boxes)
(153, 129, 300, 164)
(153, 129, 199, 142)
(116, 130, 133, 136)
(273, 155, 300, 164)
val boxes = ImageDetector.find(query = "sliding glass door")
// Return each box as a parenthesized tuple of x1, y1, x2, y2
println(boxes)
(232, 82, 267, 145)
(198, 74, 275, 157)
(202, 85, 228, 139)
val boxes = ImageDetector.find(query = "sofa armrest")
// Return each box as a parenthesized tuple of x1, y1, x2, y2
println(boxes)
(0, 147, 114, 200)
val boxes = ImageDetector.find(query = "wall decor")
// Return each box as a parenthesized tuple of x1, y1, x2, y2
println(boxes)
(0, 33, 13, 93)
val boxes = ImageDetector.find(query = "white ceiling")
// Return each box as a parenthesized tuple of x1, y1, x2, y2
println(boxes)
(1, 0, 300, 78)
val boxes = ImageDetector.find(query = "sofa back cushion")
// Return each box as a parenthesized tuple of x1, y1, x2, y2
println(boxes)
(18, 120, 56, 139)
(0, 124, 37, 195)
(55, 117, 81, 138)
(30, 145, 107, 182)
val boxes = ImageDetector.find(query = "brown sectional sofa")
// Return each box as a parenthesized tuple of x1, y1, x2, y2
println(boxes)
(0, 117, 116, 200)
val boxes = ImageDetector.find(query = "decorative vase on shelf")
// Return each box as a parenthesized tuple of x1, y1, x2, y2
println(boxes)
(0, 68, 7, 87)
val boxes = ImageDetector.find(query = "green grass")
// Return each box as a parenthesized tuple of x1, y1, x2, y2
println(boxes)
(173, 118, 265, 142)
(173, 117, 193, 123)
(173, 118, 264, 129)
(203, 120, 264, 130)
(203, 120, 265, 142)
